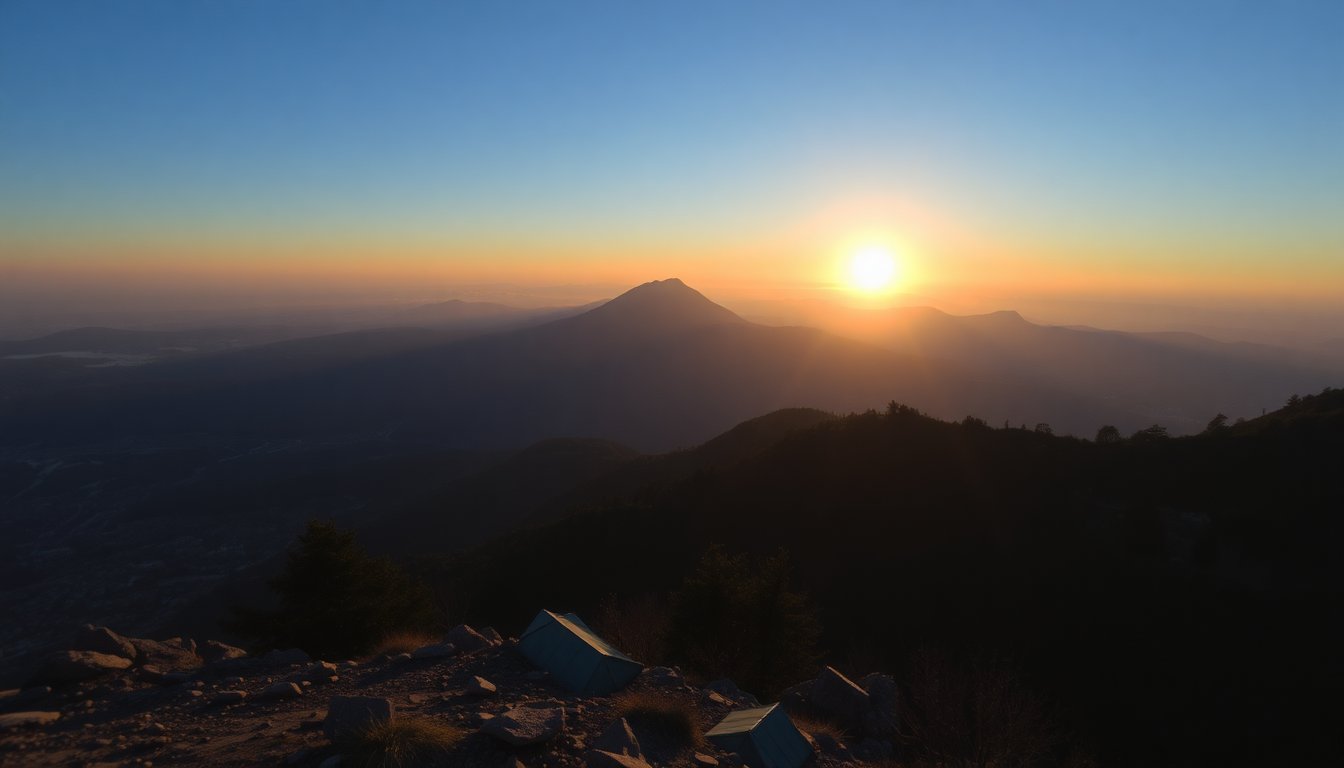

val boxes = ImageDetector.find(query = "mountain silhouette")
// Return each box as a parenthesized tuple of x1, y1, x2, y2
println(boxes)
(0, 279, 1329, 451)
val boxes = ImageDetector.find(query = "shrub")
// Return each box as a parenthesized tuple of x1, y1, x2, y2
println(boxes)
(343, 717, 464, 768)
(370, 630, 441, 659)
(614, 691, 703, 749)
(789, 712, 849, 742)
(593, 592, 670, 665)
(901, 648, 1054, 768)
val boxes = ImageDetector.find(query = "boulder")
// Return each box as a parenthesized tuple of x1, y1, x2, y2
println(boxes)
(480, 627, 504, 645)
(259, 682, 304, 701)
(593, 717, 641, 757)
(859, 672, 900, 737)
(703, 678, 760, 706)
(587, 750, 652, 768)
(324, 696, 394, 743)
(31, 651, 132, 685)
(73, 625, 137, 660)
(692, 754, 719, 767)
(0, 711, 61, 729)
(214, 690, 248, 705)
(447, 624, 492, 653)
(481, 706, 565, 746)
(779, 679, 813, 711)
(128, 637, 201, 671)
(410, 643, 456, 660)
(466, 676, 497, 697)
(164, 637, 198, 654)
(810, 666, 870, 727)
(138, 664, 193, 686)
(199, 640, 249, 664)
(640, 666, 686, 689)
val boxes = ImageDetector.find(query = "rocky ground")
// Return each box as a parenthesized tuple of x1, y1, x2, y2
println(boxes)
(0, 624, 899, 768)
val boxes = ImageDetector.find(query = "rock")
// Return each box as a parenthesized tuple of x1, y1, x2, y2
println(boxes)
(31, 651, 132, 685)
(214, 691, 248, 705)
(779, 679, 813, 711)
(324, 696, 394, 743)
(410, 643, 456, 660)
(481, 706, 565, 746)
(593, 717, 641, 757)
(703, 678, 760, 706)
(259, 682, 304, 701)
(263, 648, 311, 666)
(128, 637, 201, 671)
(392, 653, 413, 664)
(73, 625, 138, 660)
(692, 754, 719, 767)
(164, 637, 198, 655)
(640, 666, 686, 689)
(811, 732, 850, 757)
(587, 750, 652, 768)
(0, 711, 61, 729)
(466, 676, 497, 697)
(859, 673, 900, 737)
(810, 666, 870, 727)
(480, 627, 504, 645)
(700, 690, 732, 707)
(138, 665, 193, 685)
(447, 624, 492, 653)
(199, 641, 249, 664)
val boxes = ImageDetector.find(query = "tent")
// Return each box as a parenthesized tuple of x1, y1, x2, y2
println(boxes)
(706, 704, 813, 768)
(517, 609, 643, 695)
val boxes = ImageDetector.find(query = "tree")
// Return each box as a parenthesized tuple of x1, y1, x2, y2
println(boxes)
(1033, 423, 1053, 436)
(1130, 424, 1169, 441)
(1203, 413, 1229, 434)
(665, 546, 820, 698)
(1094, 425, 1122, 444)
(226, 521, 440, 659)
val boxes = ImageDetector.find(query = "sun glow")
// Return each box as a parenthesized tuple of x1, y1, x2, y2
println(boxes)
(847, 245, 900, 293)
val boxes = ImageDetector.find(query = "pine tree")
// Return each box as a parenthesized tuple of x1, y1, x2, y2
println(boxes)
(226, 521, 439, 659)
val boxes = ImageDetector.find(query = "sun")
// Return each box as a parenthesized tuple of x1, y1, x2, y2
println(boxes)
(847, 245, 900, 293)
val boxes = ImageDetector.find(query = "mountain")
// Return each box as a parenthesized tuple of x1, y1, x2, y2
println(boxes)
(0, 278, 1136, 451)
(801, 303, 1339, 434)
(425, 389, 1344, 767)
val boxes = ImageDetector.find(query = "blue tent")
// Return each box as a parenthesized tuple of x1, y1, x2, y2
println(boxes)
(706, 704, 813, 768)
(517, 609, 643, 695)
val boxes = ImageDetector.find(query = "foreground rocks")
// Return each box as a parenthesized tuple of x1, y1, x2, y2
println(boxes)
(0, 621, 900, 768)
(482, 705, 567, 746)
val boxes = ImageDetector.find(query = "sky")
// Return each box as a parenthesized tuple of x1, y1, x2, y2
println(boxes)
(1, 1, 1342, 334)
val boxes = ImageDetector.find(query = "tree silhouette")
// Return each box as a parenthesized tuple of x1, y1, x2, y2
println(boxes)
(226, 521, 439, 659)
(1204, 413, 1229, 434)
(1094, 425, 1122, 444)
(665, 546, 819, 698)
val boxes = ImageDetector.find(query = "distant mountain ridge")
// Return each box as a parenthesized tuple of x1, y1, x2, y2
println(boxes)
(0, 278, 1335, 452)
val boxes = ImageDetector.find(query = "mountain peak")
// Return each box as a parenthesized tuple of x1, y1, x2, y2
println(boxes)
(574, 278, 745, 330)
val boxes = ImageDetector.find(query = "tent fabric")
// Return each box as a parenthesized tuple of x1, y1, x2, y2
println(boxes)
(517, 609, 643, 695)
(706, 704, 813, 768)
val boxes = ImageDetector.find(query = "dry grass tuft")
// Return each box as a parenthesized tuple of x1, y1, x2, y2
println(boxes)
(614, 690, 703, 748)
(370, 630, 440, 659)
(790, 712, 849, 743)
(344, 717, 464, 768)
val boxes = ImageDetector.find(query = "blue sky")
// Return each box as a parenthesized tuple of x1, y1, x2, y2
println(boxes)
(1, 0, 1341, 305)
